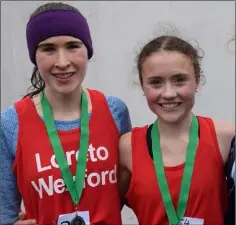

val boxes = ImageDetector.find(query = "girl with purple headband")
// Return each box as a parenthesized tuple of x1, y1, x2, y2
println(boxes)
(0, 2, 131, 225)
(2, 2, 235, 225)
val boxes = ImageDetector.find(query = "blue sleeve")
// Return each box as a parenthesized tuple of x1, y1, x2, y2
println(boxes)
(106, 96, 132, 135)
(0, 107, 21, 225)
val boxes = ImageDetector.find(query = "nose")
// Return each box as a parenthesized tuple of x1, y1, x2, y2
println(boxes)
(162, 83, 177, 99)
(55, 50, 70, 69)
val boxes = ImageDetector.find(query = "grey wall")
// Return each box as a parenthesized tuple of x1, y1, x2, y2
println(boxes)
(1, 1, 235, 224)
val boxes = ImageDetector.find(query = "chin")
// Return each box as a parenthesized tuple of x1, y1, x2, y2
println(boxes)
(53, 85, 80, 96)
(153, 108, 187, 124)
(158, 114, 184, 124)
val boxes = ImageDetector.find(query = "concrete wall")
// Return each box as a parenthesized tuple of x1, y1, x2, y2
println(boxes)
(1, 1, 235, 224)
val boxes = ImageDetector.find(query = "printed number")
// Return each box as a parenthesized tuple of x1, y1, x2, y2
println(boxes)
(61, 221, 70, 225)
(178, 218, 190, 225)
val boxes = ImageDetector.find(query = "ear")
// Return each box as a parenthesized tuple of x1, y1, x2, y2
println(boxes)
(141, 83, 146, 96)
(195, 76, 200, 92)
(195, 84, 200, 92)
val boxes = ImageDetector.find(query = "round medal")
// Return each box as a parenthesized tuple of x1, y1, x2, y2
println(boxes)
(71, 215, 86, 225)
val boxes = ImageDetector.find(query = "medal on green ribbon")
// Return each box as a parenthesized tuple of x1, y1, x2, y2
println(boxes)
(40, 89, 89, 222)
(151, 114, 199, 225)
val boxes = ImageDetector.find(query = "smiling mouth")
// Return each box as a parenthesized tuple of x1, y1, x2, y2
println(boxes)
(159, 103, 182, 109)
(52, 72, 75, 79)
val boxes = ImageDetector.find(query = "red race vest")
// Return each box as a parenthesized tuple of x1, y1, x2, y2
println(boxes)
(13, 89, 121, 225)
(126, 116, 228, 225)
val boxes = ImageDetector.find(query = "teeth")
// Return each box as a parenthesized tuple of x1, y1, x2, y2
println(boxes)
(54, 73, 73, 79)
(162, 103, 179, 109)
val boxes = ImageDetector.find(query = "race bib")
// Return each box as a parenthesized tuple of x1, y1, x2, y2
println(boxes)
(178, 217, 204, 225)
(57, 211, 90, 225)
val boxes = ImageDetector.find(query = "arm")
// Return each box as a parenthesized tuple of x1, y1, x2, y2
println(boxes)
(106, 95, 132, 196)
(106, 96, 132, 208)
(13, 212, 37, 225)
(0, 107, 21, 225)
(118, 132, 132, 205)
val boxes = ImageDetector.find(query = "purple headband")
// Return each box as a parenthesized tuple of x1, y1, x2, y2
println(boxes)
(26, 9, 93, 65)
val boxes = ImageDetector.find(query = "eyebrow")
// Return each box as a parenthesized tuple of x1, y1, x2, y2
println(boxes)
(37, 41, 83, 48)
(147, 73, 189, 80)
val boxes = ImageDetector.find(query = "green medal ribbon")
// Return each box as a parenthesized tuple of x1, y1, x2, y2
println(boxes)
(40, 89, 89, 206)
(151, 114, 199, 225)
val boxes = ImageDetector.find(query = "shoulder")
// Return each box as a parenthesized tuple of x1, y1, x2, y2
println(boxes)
(88, 88, 128, 110)
(1, 105, 19, 132)
(119, 132, 132, 147)
(106, 95, 129, 114)
(213, 119, 235, 146)
(87, 88, 132, 134)
(210, 118, 235, 163)
(213, 119, 235, 135)
(119, 126, 148, 170)
(106, 95, 132, 135)
(88, 89, 130, 116)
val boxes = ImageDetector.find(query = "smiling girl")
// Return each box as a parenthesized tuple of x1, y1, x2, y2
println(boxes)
(119, 35, 235, 225)
(0, 2, 131, 225)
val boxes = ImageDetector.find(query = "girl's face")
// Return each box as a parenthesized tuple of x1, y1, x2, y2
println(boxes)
(141, 50, 199, 124)
(35, 35, 88, 95)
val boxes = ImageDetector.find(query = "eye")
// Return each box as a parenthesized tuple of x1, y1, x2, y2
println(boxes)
(151, 79, 161, 84)
(149, 79, 163, 88)
(175, 76, 186, 84)
(67, 44, 80, 50)
(42, 46, 55, 52)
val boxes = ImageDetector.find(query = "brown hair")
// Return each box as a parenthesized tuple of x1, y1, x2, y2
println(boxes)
(25, 2, 80, 98)
(136, 35, 205, 86)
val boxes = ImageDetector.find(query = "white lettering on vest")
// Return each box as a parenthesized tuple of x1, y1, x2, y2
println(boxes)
(35, 153, 51, 172)
(32, 145, 117, 198)
(31, 175, 53, 198)
(96, 147, 109, 161)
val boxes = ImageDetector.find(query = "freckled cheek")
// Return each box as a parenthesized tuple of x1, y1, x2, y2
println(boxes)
(70, 51, 88, 71)
(144, 87, 162, 104)
(36, 54, 54, 73)
(178, 86, 196, 101)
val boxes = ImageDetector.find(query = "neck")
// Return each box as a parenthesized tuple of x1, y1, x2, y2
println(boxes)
(40, 86, 84, 121)
(157, 112, 193, 138)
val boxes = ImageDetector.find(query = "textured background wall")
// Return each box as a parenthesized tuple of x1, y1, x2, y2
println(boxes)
(1, 1, 235, 224)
